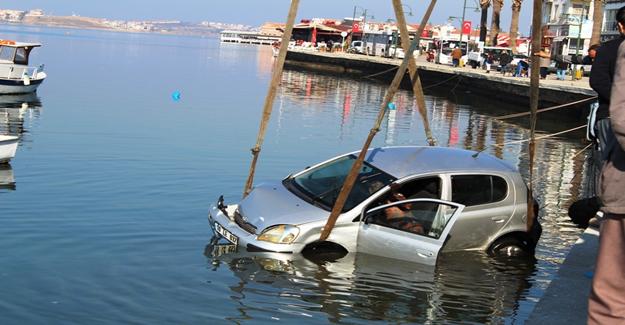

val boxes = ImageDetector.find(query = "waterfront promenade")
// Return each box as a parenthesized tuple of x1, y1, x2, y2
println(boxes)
(286, 48, 597, 121)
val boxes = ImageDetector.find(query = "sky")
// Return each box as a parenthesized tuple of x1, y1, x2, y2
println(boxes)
(1, 0, 535, 35)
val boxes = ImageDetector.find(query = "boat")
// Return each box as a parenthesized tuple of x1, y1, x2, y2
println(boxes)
(0, 135, 18, 163)
(0, 40, 46, 94)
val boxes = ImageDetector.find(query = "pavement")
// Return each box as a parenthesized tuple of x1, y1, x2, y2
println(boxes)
(526, 226, 599, 324)
(289, 48, 597, 97)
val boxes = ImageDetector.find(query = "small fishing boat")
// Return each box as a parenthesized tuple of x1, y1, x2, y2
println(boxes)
(0, 135, 19, 163)
(0, 40, 46, 94)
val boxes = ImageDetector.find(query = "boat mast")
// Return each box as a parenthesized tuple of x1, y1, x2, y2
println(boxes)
(320, 0, 438, 241)
(243, 0, 300, 198)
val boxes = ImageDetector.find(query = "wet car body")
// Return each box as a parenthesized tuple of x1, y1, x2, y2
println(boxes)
(208, 146, 541, 264)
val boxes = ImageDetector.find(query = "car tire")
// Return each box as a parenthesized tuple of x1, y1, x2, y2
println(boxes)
(487, 236, 531, 257)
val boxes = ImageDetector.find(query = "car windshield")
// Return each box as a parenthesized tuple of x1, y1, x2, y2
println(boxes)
(284, 155, 396, 212)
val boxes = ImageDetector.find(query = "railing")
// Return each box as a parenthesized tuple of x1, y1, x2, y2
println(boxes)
(0, 64, 44, 80)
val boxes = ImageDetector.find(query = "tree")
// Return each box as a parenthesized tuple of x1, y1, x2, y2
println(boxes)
(490, 0, 504, 46)
(480, 0, 491, 42)
(509, 0, 523, 53)
(591, 0, 604, 45)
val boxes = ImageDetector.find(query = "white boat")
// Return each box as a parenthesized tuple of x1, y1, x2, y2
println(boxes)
(0, 135, 18, 163)
(0, 40, 46, 94)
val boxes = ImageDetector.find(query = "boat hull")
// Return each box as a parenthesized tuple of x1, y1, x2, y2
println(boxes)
(0, 77, 44, 95)
(0, 135, 19, 163)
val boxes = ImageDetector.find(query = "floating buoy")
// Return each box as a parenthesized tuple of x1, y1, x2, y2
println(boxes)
(387, 102, 396, 110)
(171, 91, 181, 102)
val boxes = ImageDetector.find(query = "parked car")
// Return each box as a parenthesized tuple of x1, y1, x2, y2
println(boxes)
(348, 40, 365, 54)
(208, 146, 541, 265)
(467, 46, 512, 69)
(438, 46, 468, 66)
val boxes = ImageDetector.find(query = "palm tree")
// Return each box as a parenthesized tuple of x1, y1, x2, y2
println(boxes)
(591, 0, 604, 45)
(480, 0, 491, 42)
(489, 0, 504, 46)
(509, 0, 523, 53)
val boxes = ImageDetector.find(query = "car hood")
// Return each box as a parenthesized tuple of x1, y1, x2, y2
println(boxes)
(238, 181, 327, 232)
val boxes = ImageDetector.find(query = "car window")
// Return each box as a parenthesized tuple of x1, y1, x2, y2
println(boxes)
(365, 200, 459, 239)
(451, 175, 508, 206)
(360, 176, 441, 221)
(285, 155, 396, 212)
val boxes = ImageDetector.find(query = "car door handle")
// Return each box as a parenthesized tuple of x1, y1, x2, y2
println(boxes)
(490, 217, 506, 223)
(417, 251, 434, 258)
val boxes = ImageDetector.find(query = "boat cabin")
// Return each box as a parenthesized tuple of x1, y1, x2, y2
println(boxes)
(0, 40, 41, 66)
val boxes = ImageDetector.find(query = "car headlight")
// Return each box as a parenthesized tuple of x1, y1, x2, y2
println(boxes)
(257, 225, 300, 244)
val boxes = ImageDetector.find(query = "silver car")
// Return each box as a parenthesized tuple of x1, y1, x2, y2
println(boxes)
(208, 146, 541, 265)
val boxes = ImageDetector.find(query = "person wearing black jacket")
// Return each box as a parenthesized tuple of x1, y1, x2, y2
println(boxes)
(589, 6, 625, 187)
(569, 7, 625, 229)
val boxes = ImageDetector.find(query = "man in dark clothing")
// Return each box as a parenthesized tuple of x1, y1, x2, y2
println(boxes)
(588, 6, 625, 191)
(583, 44, 600, 65)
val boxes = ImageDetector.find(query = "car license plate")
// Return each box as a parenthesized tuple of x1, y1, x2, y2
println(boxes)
(215, 222, 238, 246)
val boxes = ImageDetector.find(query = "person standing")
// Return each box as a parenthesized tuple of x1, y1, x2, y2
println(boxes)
(534, 48, 551, 79)
(587, 39, 625, 325)
(581, 6, 625, 222)
(451, 46, 463, 67)
(590, 7, 625, 168)
(555, 54, 570, 80)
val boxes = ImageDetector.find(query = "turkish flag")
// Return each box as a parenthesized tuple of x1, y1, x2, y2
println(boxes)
(352, 22, 361, 33)
(462, 21, 472, 35)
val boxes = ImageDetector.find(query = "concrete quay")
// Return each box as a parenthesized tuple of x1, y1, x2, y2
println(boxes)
(527, 227, 599, 324)
(285, 49, 597, 121)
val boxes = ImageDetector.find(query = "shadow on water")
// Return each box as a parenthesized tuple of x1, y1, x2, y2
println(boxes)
(204, 240, 536, 324)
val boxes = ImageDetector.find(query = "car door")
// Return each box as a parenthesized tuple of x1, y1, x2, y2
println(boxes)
(356, 198, 464, 266)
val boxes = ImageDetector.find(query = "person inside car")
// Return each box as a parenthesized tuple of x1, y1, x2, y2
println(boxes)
(383, 191, 425, 235)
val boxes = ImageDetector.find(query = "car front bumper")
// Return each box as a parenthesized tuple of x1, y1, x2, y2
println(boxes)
(208, 202, 304, 254)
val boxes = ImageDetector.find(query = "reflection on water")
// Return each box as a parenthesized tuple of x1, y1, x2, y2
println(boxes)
(0, 92, 42, 137)
(0, 30, 591, 324)
(205, 244, 536, 324)
(212, 67, 590, 323)
(0, 164, 15, 190)
(0, 92, 42, 191)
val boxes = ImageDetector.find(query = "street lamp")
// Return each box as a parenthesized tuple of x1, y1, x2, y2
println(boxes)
(352, 6, 374, 54)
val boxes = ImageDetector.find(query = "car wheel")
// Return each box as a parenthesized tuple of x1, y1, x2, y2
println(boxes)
(488, 236, 531, 257)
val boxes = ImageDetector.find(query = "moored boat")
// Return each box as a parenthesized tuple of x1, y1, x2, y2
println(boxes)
(0, 135, 18, 163)
(0, 40, 46, 94)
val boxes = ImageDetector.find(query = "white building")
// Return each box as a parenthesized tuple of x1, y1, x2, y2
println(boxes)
(543, 0, 595, 56)
(601, 0, 625, 41)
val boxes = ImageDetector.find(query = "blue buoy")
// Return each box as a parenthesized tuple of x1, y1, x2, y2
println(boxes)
(387, 102, 396, 110)
(171, 91, 181, 102)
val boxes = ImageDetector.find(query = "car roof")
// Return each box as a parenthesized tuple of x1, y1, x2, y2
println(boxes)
(357, 146, 517, 178)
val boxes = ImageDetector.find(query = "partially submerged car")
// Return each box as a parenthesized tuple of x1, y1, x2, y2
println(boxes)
(208, 146, 541, 265)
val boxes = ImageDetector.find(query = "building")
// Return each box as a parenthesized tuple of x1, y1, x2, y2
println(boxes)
(542, 0, 595, 56)
(601, 0, 625, 41)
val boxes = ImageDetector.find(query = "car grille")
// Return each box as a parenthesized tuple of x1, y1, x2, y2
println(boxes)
(234, 210, 257, 234)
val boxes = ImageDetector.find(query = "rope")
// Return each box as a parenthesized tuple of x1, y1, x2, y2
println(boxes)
(492, 125, 586, 148)
(422, 74, 459, 90)
(363, 66, 399, 79)
(572, 142, 593, 159)
(496, 96, 598, 120)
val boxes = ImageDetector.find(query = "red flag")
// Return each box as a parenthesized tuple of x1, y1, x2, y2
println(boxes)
(462, 21, 472, 35)
(311, 27, 317, 46)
